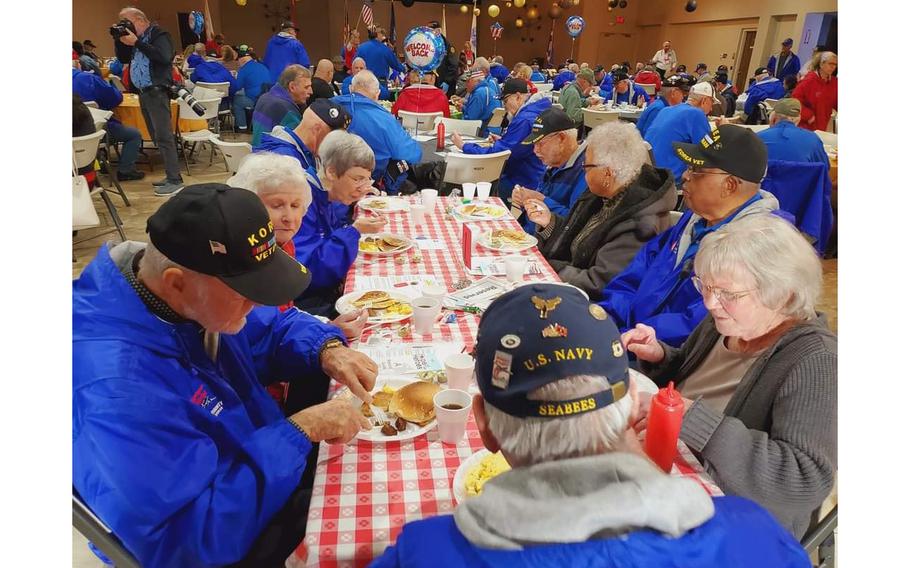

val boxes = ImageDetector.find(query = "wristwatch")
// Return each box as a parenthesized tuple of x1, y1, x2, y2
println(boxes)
(318, 338, 345, 359)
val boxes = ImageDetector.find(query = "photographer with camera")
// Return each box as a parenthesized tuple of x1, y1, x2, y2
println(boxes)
(112, 7, 184, 197)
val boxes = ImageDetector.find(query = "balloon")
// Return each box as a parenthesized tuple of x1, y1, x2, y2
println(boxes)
(460, 5, 469, 13)
(558, 0, 573, 8)
(515, 0, 527, 7)
(506, 2, 513, 7)
(527, 7, 540, 20)
(235, 0, 247, 6)
(685, 0, 698, 12)
(474, 8, 481, 16)
(549, 6, 562, 18)
(401, 0, 415, 6)
(402, 26, 446, 72)
(619, 0, 628, 7)
(188, 11, 205, 36)
(573, 0, 580, 5)
(488, 5, 501, 17)
(515, 18, 524, 28)
(565, 15, 585, 38)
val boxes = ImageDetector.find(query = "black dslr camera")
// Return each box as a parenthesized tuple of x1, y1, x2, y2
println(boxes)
(109, 19, 136, 38)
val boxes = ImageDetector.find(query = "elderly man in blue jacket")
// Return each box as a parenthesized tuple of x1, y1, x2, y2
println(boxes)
(768, 38, 801, 80)
(370, 284, 810, 568)
(636, 73, 694, 138)
(332, 71, 421, 194)
(263, 20, 311, 83)
(599, 125, 782, 347)
(74, 184, 377, 568)
(71, 67, 145, 180)
(190, 60, 238, 110)
(457, 69, 498, 135)
(604, 71, 649, 106)
(744, 67, 787, 123)
(758, 98, 830, 165)
(452, 78, 551, 203)
(355, 26, 405, 100)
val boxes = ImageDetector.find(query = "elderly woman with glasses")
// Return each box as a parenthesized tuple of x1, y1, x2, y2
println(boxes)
(624, 213, 836, 539)
(526, 121, 677, 299)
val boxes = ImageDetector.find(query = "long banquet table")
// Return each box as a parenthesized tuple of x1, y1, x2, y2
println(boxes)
(290, 195, 721, 567)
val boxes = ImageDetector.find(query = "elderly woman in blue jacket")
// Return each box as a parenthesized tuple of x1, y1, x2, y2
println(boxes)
(452, 78, 551, 203)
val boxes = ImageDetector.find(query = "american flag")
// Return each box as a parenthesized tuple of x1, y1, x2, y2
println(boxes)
(490, 22, 503, 40)
(361, 0, 374, 30)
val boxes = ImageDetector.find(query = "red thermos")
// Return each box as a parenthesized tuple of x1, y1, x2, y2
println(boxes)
(436, 122, 445, 151)
(644, 381, 685, 472)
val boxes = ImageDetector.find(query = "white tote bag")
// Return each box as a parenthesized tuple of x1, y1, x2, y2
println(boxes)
(73, 153, 100, 230)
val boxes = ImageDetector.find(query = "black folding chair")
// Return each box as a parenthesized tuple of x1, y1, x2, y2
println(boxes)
(801, 505, 837, 568)
(73, 490, 140, 568)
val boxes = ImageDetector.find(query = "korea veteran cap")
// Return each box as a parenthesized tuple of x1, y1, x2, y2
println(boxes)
(146, 183, 311, 306)
(672, 124, 768, 183)
(474, 283, 629, 419)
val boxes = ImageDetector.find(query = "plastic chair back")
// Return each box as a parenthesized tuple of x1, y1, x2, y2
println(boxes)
(487, 107, 506, 128)
(399, 110, 444, 132)
(195, 81, 230, 97)
(582, 108, 620, 129)
(434, 117, 482, 137)
(442, 150, 511, 184)
(210, 136, 253, 174)
(72, 130, 105, 169)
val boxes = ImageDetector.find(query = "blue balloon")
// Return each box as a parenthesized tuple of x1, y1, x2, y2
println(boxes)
(190, 11, 204, 36)
(402, 26, 446, 73)
(565, 16, 585, 38)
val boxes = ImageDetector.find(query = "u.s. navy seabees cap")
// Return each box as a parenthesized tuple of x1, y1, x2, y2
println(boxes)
(147, 183, 311, 306)
(474, 283, 629, 419)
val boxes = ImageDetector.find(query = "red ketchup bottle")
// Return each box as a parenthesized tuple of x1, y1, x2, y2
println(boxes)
(644, 381, 685, 473)
(436, 121, 446, 151)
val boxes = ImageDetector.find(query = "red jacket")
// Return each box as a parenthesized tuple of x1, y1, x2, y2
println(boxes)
(391, 84, 451, 118)
(634, 70, 662, 99)
(792, 71, 838, 132)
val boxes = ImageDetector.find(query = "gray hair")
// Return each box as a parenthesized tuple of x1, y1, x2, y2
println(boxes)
(586, 122, 649, 189)
(194, 43, 205, 55)
(226, 152, 312, 207)
(317, 130, 375, 177)
(484, 375, 633, 467)
(568, 63, 580, 73)
(694, 213, 822, 320)
(278, 64, 310, 89)
(819, 51, 837, 64)
(352, 56, 366, 67)
(351, 70, 380, 96)
(474, 57, 491, 74)
(118, 7, 148, 22)
(493, 56, 503, 64)
(138, 241, 182, 278)
(771, 111, 801, 126)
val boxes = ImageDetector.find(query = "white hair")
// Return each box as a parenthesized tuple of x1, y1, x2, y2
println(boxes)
(771, 111, 801, 126)
(694, 213, 822, 320)
(227, 152, 312, 209)
(484, 375, 633, 467)
(568, 63, 579, 73)
(474, 57, 491, 74)
(351, 70, 380, 96)
(138, 241, 183, 278)
(819, 51, 837, 64)
(118, 7, 148, 22)
(493, 56, 503, 64)
(586, 121, 649, 189)
(194, 43, 205, 55)
(352, 56, 366, 66)
(317, 130, 375, 177)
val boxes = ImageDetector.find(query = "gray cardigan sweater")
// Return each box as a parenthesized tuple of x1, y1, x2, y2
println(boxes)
(639, 314, 837, 538)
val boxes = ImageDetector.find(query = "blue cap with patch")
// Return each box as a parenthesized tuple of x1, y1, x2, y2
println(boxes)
(474, 283, 629, 419)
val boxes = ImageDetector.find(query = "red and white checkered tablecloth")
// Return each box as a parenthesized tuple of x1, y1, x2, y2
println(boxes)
(291, 196, 720, 567)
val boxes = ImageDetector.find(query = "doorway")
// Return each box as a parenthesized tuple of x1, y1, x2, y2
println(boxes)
(734, 29, 757, 93)
(177, 12, 202, 52)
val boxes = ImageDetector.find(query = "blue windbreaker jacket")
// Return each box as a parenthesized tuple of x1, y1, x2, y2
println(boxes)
(263, 33, 311, 83)
(744, 78, 787, 116)
(251, 84, 302, 147)
(462, 93, 551, 202)
(598, 192, 779, 346)
(191, 61, 238, 96)
(72, 68, 123, 111)
(369, 496, 810, 568)
(331, 92, 422, 182)
(635, 96, 668, 137)
(768, 53, 801, 79)
(73, 244, 345, 568)
(490, 63, 510, 84)
(461, 81, 499, 135)
(355, 39, 405, 84)
(644, 103, 712, 184)
(552, 70, 575, 90)
(235, 59, 272, 100)
(606, 83, 649, 106)
(758, 122, 830, 165)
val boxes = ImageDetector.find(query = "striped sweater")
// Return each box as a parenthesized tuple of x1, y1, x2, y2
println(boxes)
(640, 314, 837, 539)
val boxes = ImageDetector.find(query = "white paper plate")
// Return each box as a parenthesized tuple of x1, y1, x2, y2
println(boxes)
(335, 290, 413, 325)
(358, 233, 414, 256)
(358, 197, 410, 213)
(476, 230, 538, 253)
(453, 448, 514, 504)
(454, 203, 509, 220)
(336, 378, 438, 443)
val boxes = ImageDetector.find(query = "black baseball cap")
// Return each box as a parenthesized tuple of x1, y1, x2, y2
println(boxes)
(428, 20, 442, 29)
(661, 74, 696, 90)
(499, 78, 529, 99)
(307, 99, 352, 130)
(236, 44, 253, 57)
(522, 108, 575, 144)
(280, 20, 300, 31)
(474, 284, 630, 419)
(673, 125, 768, 183)
(146, 183, 311, 306)
(754, 67, 769, 76)
(713, 73, 729, 84)
(83, 39, 97, 48)
(611, 70, 630, 82)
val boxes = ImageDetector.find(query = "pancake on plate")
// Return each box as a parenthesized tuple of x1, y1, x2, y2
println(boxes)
(388, 382, 441, 426)
(351, 291, 390, 308)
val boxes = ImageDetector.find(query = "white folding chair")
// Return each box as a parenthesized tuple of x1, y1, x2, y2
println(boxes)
(194, 81, 233, 133)
(209, 136, 252, 174)
(814, 130, 837, 147)
(108, 75, 126, 92)
(399, 110, 444, 133)
(442, 150, 511, 185)
(487, 107, 507, 129)
(83, 100, 99, 109)
(73, 491, 140, 568)
(552, 103, 564, 110)
(73, 131, 126, 242)
(434, 116, 482, 137)
(582, 108, 619, 130)
(176, 97, 222, 174)
(535, 83, 554, 94)
(636, 82, 656, 96)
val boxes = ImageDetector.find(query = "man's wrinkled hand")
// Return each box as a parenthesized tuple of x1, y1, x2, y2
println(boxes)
(119, 30, 138, 46)
(289, 398, 371, 444)
(320, 346, 378, 403)
(331, 309, 369, 342)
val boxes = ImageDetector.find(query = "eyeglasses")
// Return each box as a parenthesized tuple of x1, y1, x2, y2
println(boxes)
(691, 275, 755, 306)
(345, 172, 373, 187)
(685, 166, 729, 178)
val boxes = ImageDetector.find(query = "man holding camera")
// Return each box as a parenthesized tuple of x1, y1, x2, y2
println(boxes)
(113, 7, 184, 197)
